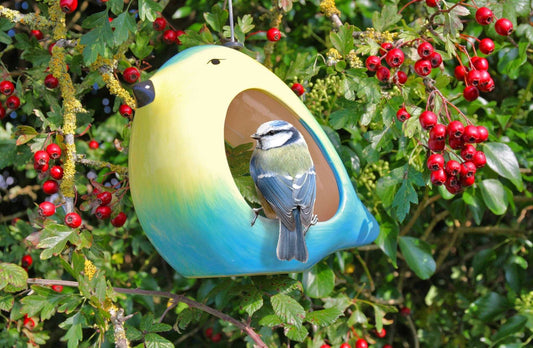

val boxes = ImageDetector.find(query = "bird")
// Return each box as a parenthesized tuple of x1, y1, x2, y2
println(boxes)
(249, 120, 317, 263)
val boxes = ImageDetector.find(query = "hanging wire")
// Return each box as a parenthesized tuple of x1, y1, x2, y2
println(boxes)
(224, 0, 244, 49)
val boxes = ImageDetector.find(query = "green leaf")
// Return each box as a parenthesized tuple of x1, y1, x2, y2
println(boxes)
(329, 24, 354, 56)
(38, 224, 75, 260)
(204, 5, 228, 33)
(150, 323, 172, 333)
(302, 262, 335, 298)
(0, 263, 28, 292)
(144, 333, 174, 348)
(483, 142, 523, 191)
(138, 0, 163, 22)
(130, 33, 153, 60)
(112, 12, 136, 46)
(374, 222, 398, 267)
(471, 292, 511, 322)
(59, 312, 84, 347)
(270, 293, 306, 327)
(285, 324, 308, 342)
(0, 294, 14, 311)
(255, 276, 302, 295)
(372, 4, 401, 32)
(347, 307, 367, 326)
(492, 315, 528, 342)
(392, 179, 418, 223)
(306, 307, 343, 327)
(478, 179, 508, 215)
(241, 285, 264, 317)
(107, 0, 124, 15)
(398, 237, 436, 280)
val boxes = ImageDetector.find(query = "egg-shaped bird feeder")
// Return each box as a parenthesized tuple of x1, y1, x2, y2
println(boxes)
(129, 45, 379, 277)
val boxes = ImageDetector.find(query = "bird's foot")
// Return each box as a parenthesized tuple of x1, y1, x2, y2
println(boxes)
(250, 207, 263, 226)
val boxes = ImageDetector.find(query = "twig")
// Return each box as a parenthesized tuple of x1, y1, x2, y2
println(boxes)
(109, 307, 132, 348)
(76, 156, 128, 176)
(400, 191, 442, 236)
(405, 314, 420, 348)
(26, 278, 268, 348)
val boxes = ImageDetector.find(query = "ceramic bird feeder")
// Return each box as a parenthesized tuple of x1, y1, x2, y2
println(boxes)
(129, 44, 379, 277)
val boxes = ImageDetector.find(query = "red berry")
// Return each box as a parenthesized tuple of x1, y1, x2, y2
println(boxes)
(477, 70, 491, 88)
(266, 27, 281, 42)
(44, 74, 59, 89)
(111, 212, 127, 227)
(375, 327, 387, 338)
(153, 17, 167, 31)
(0, 105, 5, 120)
(471, 56, 489, 71)
(50, 165, 64, 180)
(428, 138, 445, 152)
(427, 153, 445, 171)
(0, 80, 15, 96)
(475, 7, 494, 25)
(97, 191, 113, 206)
(495, 18, 513, 36)
(430, 168, 447, 185)
(396, 107, 411, 122)
(89, 140, 99, 149)
(479, 77, 495, 93)
(60, 0, 78, 14)
(162, 29, 177, 44)
(386, 48, 404, 68)
(476, 126, 489, 142)
(211, 333, 222, 343)
(395, 70, 408, 84)
(340, 343, 351, 348)
(65, 212, 82, 228)
(376, 66, 391, 82)
(463, 86, 479, 101)
(449, 136, 465, 150)
(6, 95, 20, 110)
(384, 345, 393, 348)
(95, 205, 112, 219)
(461, 174, 476, 187)
(365, 55, 381, 72)
(39, 201, 56, 217)
(291, 83, 305, 96)
(463, 125, 480, 143)
(205, 328, 213, 338)
(472, 151, 486, 168)
(175, 30, 186, 45)
(34, 150, 50, 166)
(320, 345, 331, 348)
(445, 160, 461, 176)
(417, 41, 434, 59)
(123, 67, 140, 84)
(419, 110, 438, 130)
(460, 161, 477, 178)
(48, 42, 56, 54)
(379, 42, 393, 55)
(479, 38, 495, 55)
(119, 104, 133, 118)
(454, 65, 468, 81)
(23, 315, 36, 330)
(445, 175, 463, 194)
(30, 30, 43, 40)
(34, 161, 49, 173)
(426, 0, 439, 7)
(355, 338, 368, 348)
(21, 254, 33, 268)
(400, 306, 411, 316)
(467, 70, 482, 86)
(414, 59, 432, 76)
(51, 285, 63, 292)
(43, 180, 59, 194)
(430, 123, 447, 141)
(447, 120, 464, 139)
(428, 51, 442, 68)
(46, 143, 61, 159)
(461, 144, 477, 161)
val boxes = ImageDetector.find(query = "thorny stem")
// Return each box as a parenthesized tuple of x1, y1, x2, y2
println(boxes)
(26, 278, 268, 348)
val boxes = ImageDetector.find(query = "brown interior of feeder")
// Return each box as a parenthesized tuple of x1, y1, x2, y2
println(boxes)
(224, 89, 340, 221)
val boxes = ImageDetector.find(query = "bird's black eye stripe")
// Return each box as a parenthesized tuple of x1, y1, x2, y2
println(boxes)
(208, 58, 221, 65)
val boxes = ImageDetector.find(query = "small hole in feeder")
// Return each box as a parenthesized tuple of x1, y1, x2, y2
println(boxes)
(224, 89, 340, 221)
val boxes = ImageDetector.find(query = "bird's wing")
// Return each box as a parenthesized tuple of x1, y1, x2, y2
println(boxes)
(293, 166, 316, 227)
(252, 170, 297, 231)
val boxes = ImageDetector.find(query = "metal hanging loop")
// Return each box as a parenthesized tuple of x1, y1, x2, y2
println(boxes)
(223, 0, 244, 49)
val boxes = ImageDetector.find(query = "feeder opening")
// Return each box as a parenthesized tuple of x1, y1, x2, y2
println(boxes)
(224, 89, 340, 221)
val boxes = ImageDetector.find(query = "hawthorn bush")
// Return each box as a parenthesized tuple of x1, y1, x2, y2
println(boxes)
(0, 0, 532, 347)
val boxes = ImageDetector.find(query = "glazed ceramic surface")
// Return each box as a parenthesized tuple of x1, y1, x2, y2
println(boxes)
(129, 45, 379, 277)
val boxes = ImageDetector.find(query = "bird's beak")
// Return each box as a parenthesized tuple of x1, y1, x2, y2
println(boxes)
(250, 133, 260, 140)
(132, 80, 156, 108)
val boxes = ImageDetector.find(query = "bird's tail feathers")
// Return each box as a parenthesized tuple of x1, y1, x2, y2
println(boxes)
(277, 209, 308, 263)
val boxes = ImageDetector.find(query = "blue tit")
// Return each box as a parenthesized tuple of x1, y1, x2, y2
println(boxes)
(250, 120, 317, 263)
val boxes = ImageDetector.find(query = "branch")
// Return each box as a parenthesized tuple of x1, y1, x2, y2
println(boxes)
(76, 156, 128, 176)
(109, 306, 132, 348)
(400, 191, 442, 236)
(26, 278, 268, 348)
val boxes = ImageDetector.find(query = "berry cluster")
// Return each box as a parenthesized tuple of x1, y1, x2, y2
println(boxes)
(0, 80, 21, 120)
(204, 327, 222, 343)
(153, 17, 186, 45)
(365, 43, 407, 85)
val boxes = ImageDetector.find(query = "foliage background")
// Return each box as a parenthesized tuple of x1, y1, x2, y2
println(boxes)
(0, 0, 532, 347)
